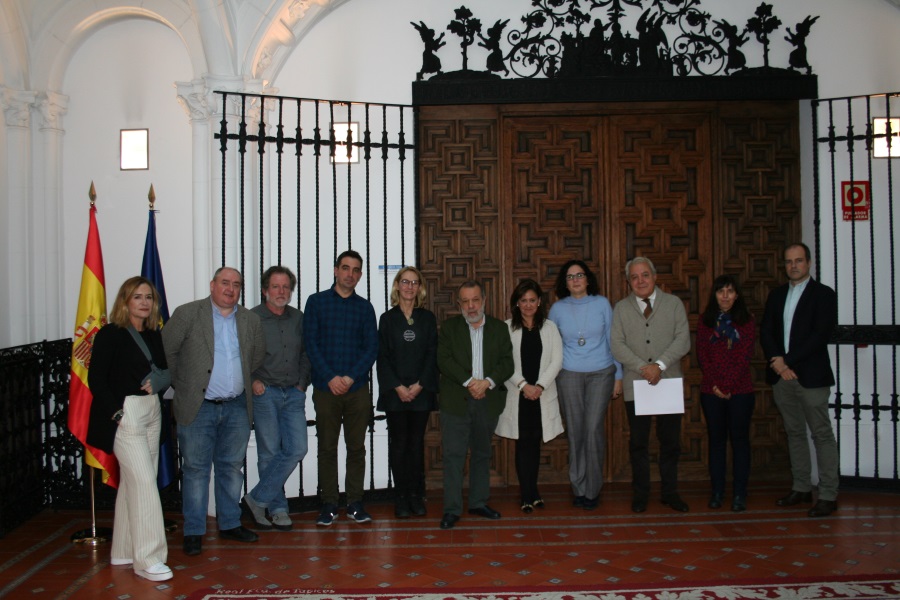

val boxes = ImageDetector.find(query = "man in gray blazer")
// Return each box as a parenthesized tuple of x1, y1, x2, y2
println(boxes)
(163, 267, 266, 557)
(611, 257, 691, 514)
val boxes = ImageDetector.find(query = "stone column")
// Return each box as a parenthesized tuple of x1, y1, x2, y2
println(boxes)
(0, 86, 36, 347)
(34, 91, 68, 341)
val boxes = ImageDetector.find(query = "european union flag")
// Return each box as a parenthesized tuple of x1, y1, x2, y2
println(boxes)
(141, 208, 176, 489)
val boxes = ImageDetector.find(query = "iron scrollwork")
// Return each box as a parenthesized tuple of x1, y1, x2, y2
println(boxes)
(413, 0, 818, 82)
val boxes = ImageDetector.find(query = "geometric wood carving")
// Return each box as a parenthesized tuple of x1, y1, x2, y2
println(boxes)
(418, 100, 801, 492)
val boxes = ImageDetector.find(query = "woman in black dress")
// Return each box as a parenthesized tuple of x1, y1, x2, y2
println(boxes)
(496, 279, 564, 512)
(87, 276, 171, 581)
(376, 266, 438, 518)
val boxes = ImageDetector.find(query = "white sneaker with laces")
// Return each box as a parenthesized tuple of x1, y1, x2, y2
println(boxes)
(110, 557, 133, 566)
(135, 562, 173, 582)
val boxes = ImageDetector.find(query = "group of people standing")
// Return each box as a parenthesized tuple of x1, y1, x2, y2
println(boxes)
(85, 241, 841, 582)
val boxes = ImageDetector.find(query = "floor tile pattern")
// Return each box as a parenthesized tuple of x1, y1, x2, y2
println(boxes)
(0, 482, 896, 599)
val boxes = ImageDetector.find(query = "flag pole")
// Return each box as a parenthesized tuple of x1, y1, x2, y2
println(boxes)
(146, 183, 179, 533)
(71, 182, 112, 544)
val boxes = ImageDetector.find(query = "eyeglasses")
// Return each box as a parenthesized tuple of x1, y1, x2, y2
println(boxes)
(400, 279, 420, 287)
(565, 273, 587, 281)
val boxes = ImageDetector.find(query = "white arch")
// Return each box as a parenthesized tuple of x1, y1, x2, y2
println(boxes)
(242, 0, 351, 84)
(30, 0, 208, 92)
(0, 0, 28, 88)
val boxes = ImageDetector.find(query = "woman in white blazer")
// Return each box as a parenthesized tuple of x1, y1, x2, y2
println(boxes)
(496, 279, 564, 513)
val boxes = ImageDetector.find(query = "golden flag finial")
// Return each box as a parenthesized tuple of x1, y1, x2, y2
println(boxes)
(148, 184, 156, 209)
(89, 181, 97, 207)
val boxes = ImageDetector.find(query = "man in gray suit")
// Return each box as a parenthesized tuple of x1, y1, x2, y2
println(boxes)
(611, 257, 691, 514)
(163, 267, 266, 557)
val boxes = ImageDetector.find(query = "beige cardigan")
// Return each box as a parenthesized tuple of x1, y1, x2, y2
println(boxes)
(495, 319, 565, 442)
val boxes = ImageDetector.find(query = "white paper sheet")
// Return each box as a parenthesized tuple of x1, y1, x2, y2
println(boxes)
(633, 378, 685, 415)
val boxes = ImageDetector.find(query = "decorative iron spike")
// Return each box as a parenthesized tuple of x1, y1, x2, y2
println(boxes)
(148, 184, 156, 209)
(88, 181, 96, 206)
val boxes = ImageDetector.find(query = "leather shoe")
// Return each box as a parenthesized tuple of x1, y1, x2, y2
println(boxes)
(731, 495, 747, 512)
(439, 513, 459, 530)
(775, 490, 813, 506)
(808, 499, 838, 517)
(708, 492, 724, 509)
(662, 496, 690, 512)
(631, 498, 648, 513)
(219, 526, 259, 543)
(183, 535, 202, 556)
(468, 505, 501, 519)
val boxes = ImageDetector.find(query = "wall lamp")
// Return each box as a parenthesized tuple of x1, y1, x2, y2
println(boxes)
(872, 118, 899, 158)
(120, 129, 149, 170)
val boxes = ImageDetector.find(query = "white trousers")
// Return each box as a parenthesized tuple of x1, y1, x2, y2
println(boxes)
(111, 394, 167, 571)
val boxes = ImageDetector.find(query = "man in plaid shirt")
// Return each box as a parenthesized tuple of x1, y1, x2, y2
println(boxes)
(303, 250, 379, 526)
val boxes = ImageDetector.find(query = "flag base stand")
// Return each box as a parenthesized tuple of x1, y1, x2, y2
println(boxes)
(71, 526, 112, 544)
(71, 465, 112, 545)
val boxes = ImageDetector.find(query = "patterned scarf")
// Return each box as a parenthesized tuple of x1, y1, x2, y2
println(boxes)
(711, 311, 740, 349)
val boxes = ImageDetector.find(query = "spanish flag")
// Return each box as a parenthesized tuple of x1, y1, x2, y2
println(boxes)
(68, 203, 118, 487)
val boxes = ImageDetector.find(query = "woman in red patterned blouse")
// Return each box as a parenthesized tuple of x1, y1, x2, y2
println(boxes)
(697, 275, 755, 513)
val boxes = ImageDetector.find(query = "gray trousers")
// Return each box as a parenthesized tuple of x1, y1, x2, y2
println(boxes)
(556, 366, 615, 499)
(440, 398, 499, 516)
(772, 379, 840, 501)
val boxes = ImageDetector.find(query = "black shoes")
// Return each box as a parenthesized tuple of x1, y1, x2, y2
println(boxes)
(219, 526, 259, 543)
(631, 497, 648, 513)
(582, 495, 599, 510)
(183, 535, 202, 556)
(467, 505, 501, 520)
(662, 496, 690, 512)
(775, 490, 813, 506)
(439, 513, 459, 529)
(573, 495, 586, 508)
(409, 495, 427, 517)
(521, 502, 534, 514)
(808, 499, 838, 517)
(708, 492, 724, 509)
(731, 495, 747, 512)
(394, 495, 411, 519)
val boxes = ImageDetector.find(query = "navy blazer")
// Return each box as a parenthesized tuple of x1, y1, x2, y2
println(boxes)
(760, 277, 837, 388)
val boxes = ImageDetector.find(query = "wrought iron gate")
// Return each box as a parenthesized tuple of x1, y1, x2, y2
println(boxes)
(213, 92, 416, 498)
(812, 92, 900, 486)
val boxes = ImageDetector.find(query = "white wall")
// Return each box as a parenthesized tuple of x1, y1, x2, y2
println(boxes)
(61, 18, 194, 326)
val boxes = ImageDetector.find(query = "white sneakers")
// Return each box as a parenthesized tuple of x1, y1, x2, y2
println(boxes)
(135, 562, 173, 581)
(110, 557, 133, 566)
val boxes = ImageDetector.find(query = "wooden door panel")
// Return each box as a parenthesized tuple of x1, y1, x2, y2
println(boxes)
(606, 112, 713, 484)
(417, 101, 800, 493)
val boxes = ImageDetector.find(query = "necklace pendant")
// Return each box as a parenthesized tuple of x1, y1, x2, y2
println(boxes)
(407, 317, 414, 325)
(578, 336, 586, 346)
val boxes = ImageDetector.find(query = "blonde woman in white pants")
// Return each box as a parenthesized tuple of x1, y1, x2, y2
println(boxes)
(87, 276, 172, 582)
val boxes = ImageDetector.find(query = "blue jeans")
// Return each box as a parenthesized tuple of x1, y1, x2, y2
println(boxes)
(249, 385, 308, 514)
(178, 396, 251, 535)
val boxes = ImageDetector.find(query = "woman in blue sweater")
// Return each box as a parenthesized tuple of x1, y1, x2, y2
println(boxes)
(548, 260, 622, 510)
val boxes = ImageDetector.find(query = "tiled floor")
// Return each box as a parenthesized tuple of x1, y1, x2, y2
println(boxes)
(1, 482, 897, 599)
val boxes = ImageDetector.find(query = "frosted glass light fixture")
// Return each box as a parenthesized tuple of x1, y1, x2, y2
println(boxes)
(872, 118, 899, 158)
(332, 122, 359, 163)
(120, 129, 149, 170)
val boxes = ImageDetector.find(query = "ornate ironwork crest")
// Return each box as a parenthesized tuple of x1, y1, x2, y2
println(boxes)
(412, 1, 818, 82)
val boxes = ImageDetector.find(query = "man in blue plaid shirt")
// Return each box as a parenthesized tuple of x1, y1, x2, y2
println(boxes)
(303, 250, 379, 525)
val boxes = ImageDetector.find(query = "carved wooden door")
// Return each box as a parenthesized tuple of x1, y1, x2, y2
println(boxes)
(417, 102, 800, 493)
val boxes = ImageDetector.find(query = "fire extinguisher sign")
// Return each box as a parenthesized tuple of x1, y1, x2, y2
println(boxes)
(841, 181, 870, 221)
